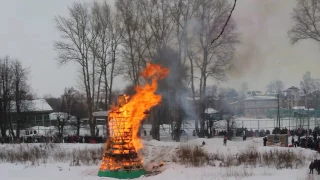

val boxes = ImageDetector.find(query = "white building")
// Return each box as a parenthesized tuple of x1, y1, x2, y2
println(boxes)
(243, 96, 278, 118)
(283, 86, 303, 108)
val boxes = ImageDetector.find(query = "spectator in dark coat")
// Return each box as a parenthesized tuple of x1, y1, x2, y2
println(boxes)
(263, 136, 267, 146)
(310, 162, 315, 174)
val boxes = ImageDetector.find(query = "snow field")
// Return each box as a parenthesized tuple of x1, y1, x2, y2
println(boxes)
(1, 137, 319, 180)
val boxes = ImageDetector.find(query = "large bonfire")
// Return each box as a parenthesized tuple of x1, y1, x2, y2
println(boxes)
(121, 63, 169, 151)
(98, 63, 169, 176)
(111, 62, 169, 151)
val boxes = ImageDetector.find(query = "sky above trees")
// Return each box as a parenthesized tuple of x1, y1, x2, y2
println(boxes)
(0, 0, 319, 96)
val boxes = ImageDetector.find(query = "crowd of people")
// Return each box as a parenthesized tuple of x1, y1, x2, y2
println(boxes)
(309, 159, 320, 174)
(0, 135, 106, 144)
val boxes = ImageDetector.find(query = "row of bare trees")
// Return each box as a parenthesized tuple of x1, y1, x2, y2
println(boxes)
(54, 0, 239, 139)
(0, 56, 32, 139)
(45, 87, 86, 139)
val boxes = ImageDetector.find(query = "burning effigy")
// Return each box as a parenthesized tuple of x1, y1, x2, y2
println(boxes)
(98, 63, 169, 179)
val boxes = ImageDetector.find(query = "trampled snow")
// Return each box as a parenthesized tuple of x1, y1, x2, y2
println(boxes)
(0, 137, 319, 180)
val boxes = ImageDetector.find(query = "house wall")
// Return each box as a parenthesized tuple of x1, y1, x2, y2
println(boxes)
(285, 88, 302, 107)
(244, 100, 277, 118)
(230, 101, 244, 115)
(9, 112, 53, 129)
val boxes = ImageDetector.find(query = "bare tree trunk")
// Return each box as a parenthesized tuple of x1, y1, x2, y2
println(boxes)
(190, 59, 198, 133)
(61, 124, 64, 139)
(151, 107, 160, 141)
(0, 101, 4, 138)
(108, 50, 116, 107)
(76, 116, 81, 137)
(104, 76, 109, 109)
(96, 70, 103, 109)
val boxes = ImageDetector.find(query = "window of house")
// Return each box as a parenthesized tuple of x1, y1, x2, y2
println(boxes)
(29, 115, 35, 121)
(36, 115, 42, 121)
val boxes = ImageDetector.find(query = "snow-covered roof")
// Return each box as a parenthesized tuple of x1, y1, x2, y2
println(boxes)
(287, 86, 299, 90)
(205, 108, 218, 114)
(185, 97, 201, 101)
(244, 96, 277, 101)
(229, 101, 238, 105)
(49, 112, 76, 120)
(293, 106, 314, 111)
(10, 99, 53, 113)
(93, 111, 109, 117)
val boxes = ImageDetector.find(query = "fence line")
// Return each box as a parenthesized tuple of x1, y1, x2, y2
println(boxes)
(237, 118, 320, 131)
(16, 117, 320, 138)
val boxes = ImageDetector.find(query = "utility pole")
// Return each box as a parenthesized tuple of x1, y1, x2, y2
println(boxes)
(307, 94, 310, 136)
(277, 94, 280, 132)
(304, 89, 310, 136)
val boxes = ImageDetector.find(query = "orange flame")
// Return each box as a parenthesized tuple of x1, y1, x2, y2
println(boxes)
(99, 63, 169, 172)
(120, 63, 169, 151)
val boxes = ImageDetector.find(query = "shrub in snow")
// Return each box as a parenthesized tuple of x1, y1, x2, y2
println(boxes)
(176, 144, 312, 169)
(177, 145, 209, 167)
(0, 143, 103, 166)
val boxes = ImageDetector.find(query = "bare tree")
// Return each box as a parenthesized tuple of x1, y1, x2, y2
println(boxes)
(116, 0, 144, 85)
(91, 2, 123, 108)
(90, 2, 106, 112)
(189, 0, 239, 137)
(167, 0, 197, 141)
(70, 96, 87, 137)
(45, 96, 62, 112)
(300, 71, 317, 93)
(151, 46, 189, 141)
(0, 57, 32, 139)
(225, 115, 237, 140)
(55, 87, 78, 139)
(139, 0, 175, 53)
(0, 56, 14, 138)
(54, 2, 97, 136)
(11, 59, 30, 139)
(107, 15, 123, 108)
(288, 0, 320, 45)
(266, 80, 285, 94)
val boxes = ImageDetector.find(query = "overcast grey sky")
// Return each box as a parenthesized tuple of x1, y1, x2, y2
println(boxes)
(224, 0, 320, 91)
(0, 0, 319, 97)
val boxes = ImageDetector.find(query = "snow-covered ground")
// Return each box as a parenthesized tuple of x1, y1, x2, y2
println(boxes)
(1, 137, 320, 180)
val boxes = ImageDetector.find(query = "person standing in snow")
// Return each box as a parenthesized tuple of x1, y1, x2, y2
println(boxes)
(243, 134, 246, 141)
(223, 136, 227, 146)
(310, 161, 315, 174)
(263, 136, 267, 146)
(291, 137, 295, 147)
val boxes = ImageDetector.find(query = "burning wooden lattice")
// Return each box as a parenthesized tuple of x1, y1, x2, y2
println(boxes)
(98, 95, 145, 179)
(97, 63, 169, 179)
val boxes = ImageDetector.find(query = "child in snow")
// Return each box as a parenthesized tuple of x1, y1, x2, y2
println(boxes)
(223, 136, 227, 146)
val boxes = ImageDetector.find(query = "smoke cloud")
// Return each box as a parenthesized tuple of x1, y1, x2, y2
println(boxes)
(229, 0, 280, 79)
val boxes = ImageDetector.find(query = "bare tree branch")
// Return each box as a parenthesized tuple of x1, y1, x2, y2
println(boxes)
(288, 0, 320, 45)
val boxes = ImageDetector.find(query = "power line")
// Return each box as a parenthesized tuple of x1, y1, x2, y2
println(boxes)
(211, 0, 237, 44)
